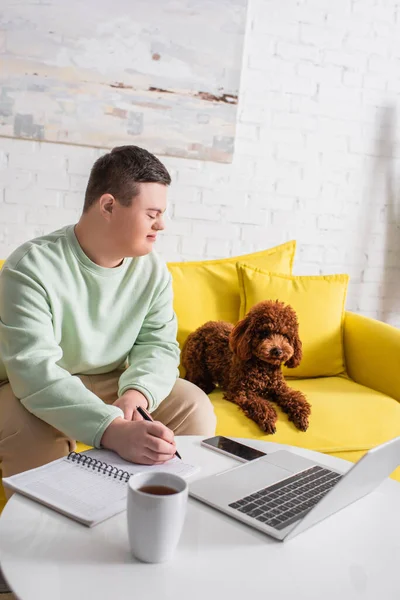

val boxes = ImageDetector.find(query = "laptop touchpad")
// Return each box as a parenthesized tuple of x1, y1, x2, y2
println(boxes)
(207, 459, 292, 503)
(262, 450, 317, 473)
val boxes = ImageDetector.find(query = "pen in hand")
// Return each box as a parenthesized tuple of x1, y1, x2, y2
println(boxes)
(136, 405, 182, 460)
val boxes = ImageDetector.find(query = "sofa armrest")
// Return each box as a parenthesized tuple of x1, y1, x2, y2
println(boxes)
(343, 311, 400, 402)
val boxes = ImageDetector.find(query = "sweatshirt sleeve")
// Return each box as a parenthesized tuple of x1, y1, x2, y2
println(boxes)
(0, 266, 124, 448)
(118, 271, 180, 411)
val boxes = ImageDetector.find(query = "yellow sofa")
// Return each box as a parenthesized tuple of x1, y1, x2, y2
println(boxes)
(167, 242, 400, 484)
(210, 311, 400, 481)
(1, 244, 399, 515)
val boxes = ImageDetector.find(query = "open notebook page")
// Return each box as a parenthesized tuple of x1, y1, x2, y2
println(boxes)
(2, 450, 199, 527)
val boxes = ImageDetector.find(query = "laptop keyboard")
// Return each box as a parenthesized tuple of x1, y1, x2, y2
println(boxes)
(228, 465, 342, 531)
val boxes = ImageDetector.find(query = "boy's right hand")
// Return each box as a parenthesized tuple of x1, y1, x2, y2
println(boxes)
(100, 418, 177, 465)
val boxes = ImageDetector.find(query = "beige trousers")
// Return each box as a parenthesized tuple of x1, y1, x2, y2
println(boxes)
(0, 372, 216, 498)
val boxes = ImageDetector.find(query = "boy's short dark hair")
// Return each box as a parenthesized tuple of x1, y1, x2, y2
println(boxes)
(83, 145, 171, 212)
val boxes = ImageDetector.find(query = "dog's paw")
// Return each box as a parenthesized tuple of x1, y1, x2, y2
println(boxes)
(231, 393, 278, 434)
(294, 415, 309, 431)
(256, 401, 278, 434)
(283, 392, 311, 432)
(260, 420, 277, 435)
(290, 406, 310, 431)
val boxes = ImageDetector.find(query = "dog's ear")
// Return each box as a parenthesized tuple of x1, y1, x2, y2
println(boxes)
(229, 316, 252, 361)
(284, 329, 303, 368)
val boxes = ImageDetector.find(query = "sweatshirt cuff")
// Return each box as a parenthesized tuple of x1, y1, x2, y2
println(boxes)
(92, 406, 124, 448)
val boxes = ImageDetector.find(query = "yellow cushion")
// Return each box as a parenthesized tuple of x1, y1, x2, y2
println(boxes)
(212, 375, 400, 479)
(237, 263, 349, 378)
(167, 241, 296, 360)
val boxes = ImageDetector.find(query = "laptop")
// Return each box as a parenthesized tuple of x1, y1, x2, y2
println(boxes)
(189, 436, 400, 541)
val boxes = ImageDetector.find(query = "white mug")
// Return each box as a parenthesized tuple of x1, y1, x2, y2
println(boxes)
(127, 471, 188, 563)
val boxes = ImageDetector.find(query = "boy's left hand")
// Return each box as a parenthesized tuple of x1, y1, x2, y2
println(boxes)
(113, 389, 149, 421)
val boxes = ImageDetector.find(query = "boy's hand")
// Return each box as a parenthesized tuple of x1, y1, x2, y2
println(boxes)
(100, 418, 176, 465)
(113, 389, 149, 421)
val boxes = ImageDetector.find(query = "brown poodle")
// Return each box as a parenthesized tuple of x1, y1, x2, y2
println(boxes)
(181, 300, 311, 434)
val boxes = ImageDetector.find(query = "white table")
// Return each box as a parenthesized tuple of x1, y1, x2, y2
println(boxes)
(1, 437, 399, 600)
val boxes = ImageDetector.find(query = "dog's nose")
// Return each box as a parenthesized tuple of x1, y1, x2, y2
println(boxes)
(270, 347, 283, 357)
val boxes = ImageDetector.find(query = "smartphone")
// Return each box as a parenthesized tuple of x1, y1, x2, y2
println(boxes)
(201, 436, 267, 462)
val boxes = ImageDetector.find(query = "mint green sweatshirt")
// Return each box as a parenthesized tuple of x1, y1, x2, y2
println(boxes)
(0, 225, 180, 448)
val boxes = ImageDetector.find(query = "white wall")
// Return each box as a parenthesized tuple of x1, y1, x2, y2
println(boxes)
(1, 0, 400, 327)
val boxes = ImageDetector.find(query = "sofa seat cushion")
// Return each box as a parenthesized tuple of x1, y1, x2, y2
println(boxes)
(212, 375, 400, 458)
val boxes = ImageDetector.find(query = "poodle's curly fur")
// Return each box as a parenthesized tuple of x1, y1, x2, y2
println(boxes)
(181, 300, 311, 434)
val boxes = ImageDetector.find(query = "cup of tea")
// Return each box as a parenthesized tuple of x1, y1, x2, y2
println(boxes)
(127, 471, 189, 563)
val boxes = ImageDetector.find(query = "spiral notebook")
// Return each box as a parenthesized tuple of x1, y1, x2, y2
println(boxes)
(2, 449, 200, 527)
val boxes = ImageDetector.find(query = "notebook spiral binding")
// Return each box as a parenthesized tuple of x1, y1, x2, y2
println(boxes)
(67, 451, 131, 483)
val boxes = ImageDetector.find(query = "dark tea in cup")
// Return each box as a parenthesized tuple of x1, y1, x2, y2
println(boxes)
(138, 485, 178, 496)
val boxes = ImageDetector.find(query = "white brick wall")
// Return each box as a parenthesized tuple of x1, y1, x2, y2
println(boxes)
(1, 0, 400, 327)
